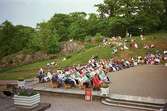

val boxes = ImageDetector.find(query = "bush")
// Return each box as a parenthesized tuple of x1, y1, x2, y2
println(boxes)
(47, 36, 61, 54)
(18, 88, 38, 96)
(128, 26, 140, 36)
(93, 33, 103, 43)
(48, 44, 60, 54)
(84, 35, 93, 42)
(85, 44, 96, 49)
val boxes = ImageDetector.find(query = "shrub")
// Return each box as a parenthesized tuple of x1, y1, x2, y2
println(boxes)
(85, 44, 96, 49)
(18, 88, 38, 96)
(93, 33, 103, 43)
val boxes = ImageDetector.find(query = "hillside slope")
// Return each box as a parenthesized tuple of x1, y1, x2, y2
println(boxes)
(0, 32, 167, 80)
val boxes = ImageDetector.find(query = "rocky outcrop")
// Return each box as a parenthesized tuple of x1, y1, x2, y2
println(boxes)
(0, 41, 84, 67)
(61, 41, 84, 54)
(0, 51, 53, 67)
(0, 40, 84, 67)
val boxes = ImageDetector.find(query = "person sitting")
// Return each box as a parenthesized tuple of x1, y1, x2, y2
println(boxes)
(144, 44, 149, 49)
(51, 74, 62, 88)
(92, 74, 103, 90)
(150, 44, 155, 48)
(122, 59, 128, 68)
(43, 71, 52, 82)
(140, 34, 144, 40)
(112, 47, 118, 54)
(154, 57, 160, 65)
(134, 43, 138, 48)
(36, 68, 46, 83)
(64, 76, 75, 88)
(73, 71, 82, 87)
(98, 70, 110, 83)
(81, 73, 92, 89)
(47, 71, 53, 80)
(132, 57, 138, 66)
(123, 42, 129, 50)
(130, 39, 138, 48)
(163, 51, 167, 61)
(125, 60, 131, 68)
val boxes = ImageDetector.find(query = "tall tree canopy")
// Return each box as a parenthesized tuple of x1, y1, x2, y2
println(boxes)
(0, 0, 167, 58)
(95, 0, 166, 35)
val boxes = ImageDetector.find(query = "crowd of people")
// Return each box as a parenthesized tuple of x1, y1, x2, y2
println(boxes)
(36, 35, 167, 90)
(37, 56, 111, 90)
(36, 49, 167, 90)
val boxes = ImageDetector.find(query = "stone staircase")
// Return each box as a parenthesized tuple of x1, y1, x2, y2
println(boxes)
(101, 94, 166, 111)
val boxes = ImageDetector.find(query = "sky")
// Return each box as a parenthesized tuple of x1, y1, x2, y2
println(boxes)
(0, 0, 103, 27)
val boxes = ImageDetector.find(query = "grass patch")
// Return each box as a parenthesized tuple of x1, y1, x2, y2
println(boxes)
(0, 59, 55, 80)
(58, 47, 113, 68)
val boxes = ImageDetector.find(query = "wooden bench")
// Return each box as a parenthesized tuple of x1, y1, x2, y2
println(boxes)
(64, 83, 72, 89)
(49, 81, 59, 88)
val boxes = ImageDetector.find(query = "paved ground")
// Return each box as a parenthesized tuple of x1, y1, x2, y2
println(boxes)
(109, 65, 167, 99)
(1, 65, 166, 111)
(0, 95, 15, 111)
(41, 95, 143, 111)
(0, 94, 143, 111)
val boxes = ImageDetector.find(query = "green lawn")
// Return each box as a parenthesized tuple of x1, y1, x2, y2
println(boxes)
(58, 47, 113, 68)
(0, 59, 54, 80)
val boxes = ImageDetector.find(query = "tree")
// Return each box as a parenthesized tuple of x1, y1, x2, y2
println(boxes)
(47, 33, 60, 54)
(68, 12, 88, 40)
(160, 0, 167, 29)
(14, 25, 35, 51)
(0, 21, 16, 57)
(95, 0, 166, 35)
(87, 13, 100, 36)
(36, 22, 53, 50)
(49, 14, 72, 41)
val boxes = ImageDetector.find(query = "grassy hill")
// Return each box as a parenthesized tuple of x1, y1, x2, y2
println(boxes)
(0, 32, 167, 80)
(58, 47, 113, 68)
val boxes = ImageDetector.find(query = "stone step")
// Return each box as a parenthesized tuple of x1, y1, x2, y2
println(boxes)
(102, 100, 159, 111)
(101, 97, 165, 111)
(105, 98, 164, 109)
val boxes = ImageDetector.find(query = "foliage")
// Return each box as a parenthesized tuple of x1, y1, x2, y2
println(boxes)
(85, 43, 96, 49)
(108, 17, 130, 37)
(17, 88, 38, 96)
(0, 21, 35, 57)
(0, 0, 167, 61)
(47, 33, 60, 54)
(84, 35, 93, 42)
(95, 0, 166, 35)
(94, 33, 103, 43)
(68, 12, 88, 40)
